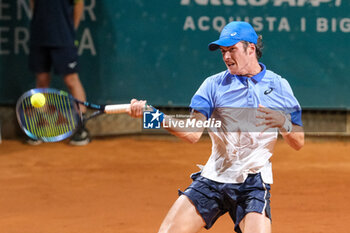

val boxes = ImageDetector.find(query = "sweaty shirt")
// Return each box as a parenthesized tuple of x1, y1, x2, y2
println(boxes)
(30, 0, 75, 47)
(190, 63, 302, 184)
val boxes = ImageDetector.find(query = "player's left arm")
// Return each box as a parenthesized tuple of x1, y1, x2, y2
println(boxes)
(280, 124, 304, 150)
(73, 0, 84, 30)
(256, 104, 304, 150)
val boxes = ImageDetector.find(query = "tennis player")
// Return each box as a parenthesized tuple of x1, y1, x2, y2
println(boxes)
(128, 21, 304, 233)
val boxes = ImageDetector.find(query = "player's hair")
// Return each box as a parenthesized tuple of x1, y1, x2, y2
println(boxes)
(242, 35, 263, 60)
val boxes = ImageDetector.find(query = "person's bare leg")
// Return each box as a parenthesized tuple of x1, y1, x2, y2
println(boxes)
(239, 212, 271, 233)
(36, 72, 51, 88)
(63, 73, 86, 113)
(158, 195, 206, 233)
(26, 72, 51, 144)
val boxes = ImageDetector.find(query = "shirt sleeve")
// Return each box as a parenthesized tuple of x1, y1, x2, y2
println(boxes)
(189, 77, 215, 120)
(280, 78, 303, 126)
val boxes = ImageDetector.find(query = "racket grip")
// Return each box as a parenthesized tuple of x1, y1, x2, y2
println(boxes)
(104, 103, 154, 114)
(104, 104, 131, 114)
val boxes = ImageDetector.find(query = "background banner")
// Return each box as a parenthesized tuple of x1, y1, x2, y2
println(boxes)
(0, 0, 349, 108)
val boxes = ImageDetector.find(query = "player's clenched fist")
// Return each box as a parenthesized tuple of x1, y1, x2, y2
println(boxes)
(256, 104, 287, 133)
(127, 99, 147, 118)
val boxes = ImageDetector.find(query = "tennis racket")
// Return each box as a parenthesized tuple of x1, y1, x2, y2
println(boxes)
(16, 88, 145, 142)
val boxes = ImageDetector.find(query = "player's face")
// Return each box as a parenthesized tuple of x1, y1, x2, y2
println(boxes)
(220, 42, 255, 76)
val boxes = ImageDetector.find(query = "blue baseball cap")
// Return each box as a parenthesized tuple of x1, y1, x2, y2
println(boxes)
(208, 21, 258, 51)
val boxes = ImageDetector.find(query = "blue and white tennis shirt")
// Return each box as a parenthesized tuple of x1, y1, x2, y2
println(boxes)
(190, 63, 302, 184)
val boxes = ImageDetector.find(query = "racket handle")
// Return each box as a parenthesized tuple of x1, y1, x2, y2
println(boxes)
(104, 103, 154, 114)
(104, 104, 130, 114)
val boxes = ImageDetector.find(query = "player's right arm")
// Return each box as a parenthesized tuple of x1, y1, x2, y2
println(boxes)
(163, 110, 206, 144)
(127, 99, 206, 144)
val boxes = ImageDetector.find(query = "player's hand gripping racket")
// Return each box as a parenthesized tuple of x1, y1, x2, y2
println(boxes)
(16, 88, 148, 142)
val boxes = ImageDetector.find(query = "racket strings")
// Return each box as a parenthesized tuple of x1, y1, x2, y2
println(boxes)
(20, 93, 77, 138)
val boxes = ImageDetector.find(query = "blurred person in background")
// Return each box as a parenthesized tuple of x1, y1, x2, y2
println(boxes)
(28, 0, 90, 146)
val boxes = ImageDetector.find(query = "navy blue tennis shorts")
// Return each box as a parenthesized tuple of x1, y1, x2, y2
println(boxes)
(29, 46, 79, 75)
(178, 172, 271, 233)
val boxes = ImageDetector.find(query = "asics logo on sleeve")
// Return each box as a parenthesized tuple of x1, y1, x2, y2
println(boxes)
(264, 88, 274, 95)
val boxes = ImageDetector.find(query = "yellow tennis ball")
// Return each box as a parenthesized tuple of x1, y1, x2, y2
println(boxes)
(31, 93, 46, 108)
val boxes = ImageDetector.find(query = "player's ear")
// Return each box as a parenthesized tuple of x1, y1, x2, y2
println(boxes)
(248, 43, 256, 56)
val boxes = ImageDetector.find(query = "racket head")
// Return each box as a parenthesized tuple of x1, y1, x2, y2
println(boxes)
(16, 88, 82, 142)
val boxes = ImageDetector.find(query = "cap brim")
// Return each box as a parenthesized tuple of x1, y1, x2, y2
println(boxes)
(208, 38, 240, 51)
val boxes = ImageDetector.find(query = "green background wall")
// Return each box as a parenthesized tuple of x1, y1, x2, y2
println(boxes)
(0, 0, 349, 108)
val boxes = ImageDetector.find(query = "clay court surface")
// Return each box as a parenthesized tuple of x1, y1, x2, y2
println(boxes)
(0, 135, 349, 233)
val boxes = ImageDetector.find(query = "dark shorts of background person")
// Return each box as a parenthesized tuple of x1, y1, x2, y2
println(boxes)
(178, 172, 271, 233)
(29, 46, 79, 75)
